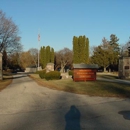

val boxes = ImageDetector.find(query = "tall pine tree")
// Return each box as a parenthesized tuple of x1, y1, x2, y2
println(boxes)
(73, 35, 89, 64)
(84, 37, 89, 63)
(109, 34, 120, 65)
(39, 46, 55, 69)
(40, 46, 43, 68)
(46, 46, 50, 63)
(43, 46, 46, 68)
(50, 48, 54, 63)
(73, 36, 79, 63)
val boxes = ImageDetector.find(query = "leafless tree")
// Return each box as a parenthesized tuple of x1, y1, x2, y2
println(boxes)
(28, 48, 38, 67)
(19, 51, 33, 69)
(0, 10, 22, 53)
(55, 48, 73, 72)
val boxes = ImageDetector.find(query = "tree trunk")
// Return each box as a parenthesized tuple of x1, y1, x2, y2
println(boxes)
(60, 62, 66, 73)
(60, 66, 64, 73)
(104, 67, 106, 72)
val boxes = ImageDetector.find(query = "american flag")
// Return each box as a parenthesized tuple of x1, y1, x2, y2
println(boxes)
(38, 34, 40, 41)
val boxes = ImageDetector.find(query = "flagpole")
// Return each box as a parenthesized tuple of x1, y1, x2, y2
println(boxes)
(38, 31, 40, 71)
(38, 41, 39, 70)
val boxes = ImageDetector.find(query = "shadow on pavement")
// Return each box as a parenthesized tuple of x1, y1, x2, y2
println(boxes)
(118, 110, 130, 120)
(65, 105, 81, 130)
(3, 74, 130, 130)
(3, 72, 34, 80)
(5, 75, 27, 80)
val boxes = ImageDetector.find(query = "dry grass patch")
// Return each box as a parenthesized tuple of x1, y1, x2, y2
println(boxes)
(29, 74, 130, 98)
(0, 76, 12, 91)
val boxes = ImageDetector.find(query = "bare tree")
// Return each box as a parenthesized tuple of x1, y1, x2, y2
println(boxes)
(0, 10, 22, 53)
(8, 52, 20, 67)
(120, 39, 130, 57)
(55, 48, 73, 72)
(19, 51, 33, 69)
(28, 48, 38, 67)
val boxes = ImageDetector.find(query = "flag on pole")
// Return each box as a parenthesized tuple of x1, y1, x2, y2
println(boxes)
(38, 34, 40, 41)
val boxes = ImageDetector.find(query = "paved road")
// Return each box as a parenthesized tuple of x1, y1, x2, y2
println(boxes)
(0, 74, 130, 130)
(97, 77, 130, 84)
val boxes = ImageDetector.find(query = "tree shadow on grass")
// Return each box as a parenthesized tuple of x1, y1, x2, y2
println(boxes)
(97, 74, 118, 79)
(65, 105, 81, 130)
(95, 81, 130, 98)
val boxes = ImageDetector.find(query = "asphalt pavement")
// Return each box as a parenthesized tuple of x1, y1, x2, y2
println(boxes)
(0, 73, 130, 130)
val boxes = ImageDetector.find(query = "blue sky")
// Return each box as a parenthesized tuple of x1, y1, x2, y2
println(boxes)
(1, 0, 130, 51)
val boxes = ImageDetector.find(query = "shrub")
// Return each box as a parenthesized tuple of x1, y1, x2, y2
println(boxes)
(35, 71, 40, 74)
(68, 70, 73, 76)
(45, 71, 61, 80)
(35, 70, 46, 79)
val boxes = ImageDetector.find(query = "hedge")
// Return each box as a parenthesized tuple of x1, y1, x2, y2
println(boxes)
(45, 71, 61, 80)
(68, 70, 73, 76)
(35, 70, 46, 79)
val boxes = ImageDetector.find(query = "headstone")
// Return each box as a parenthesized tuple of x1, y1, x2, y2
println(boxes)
(0, 53, 3, 80)
(46, 63, 54, 73)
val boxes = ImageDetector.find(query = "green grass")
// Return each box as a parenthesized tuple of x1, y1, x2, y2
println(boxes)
(29, 73, 130, 98)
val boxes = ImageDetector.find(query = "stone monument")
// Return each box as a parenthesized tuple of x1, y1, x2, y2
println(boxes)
(46, 63, 54, 73)
(118, 45, 130, 79)
(0, 53, 3, 80)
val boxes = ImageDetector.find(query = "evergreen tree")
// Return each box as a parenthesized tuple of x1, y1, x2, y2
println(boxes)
(46, 46, 50, 63)
(40, 46, 43, 68)
(109, 34, 119, 51)
(50, 48, 54, 63)
(78, 36, 84, 63)
(39, 46, 54, 69)
(90, 46, 109, 71)
(42, 46, 46, 69)
(90, 35, 120, 71)
(73, 36, 79, 63)
(109, 34, 120, 65)
(40, 46, 46, 69)
(73, 35, 89, 64)
(84, 37, 89, 63)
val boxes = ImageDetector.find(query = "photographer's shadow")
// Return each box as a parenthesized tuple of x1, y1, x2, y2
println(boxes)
(118, 110, 130, 120)
(65, 105, 81, 130)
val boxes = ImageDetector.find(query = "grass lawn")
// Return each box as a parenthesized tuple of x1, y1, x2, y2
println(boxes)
(29, 73, 130, 98)
(0, 72, 13, 91)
